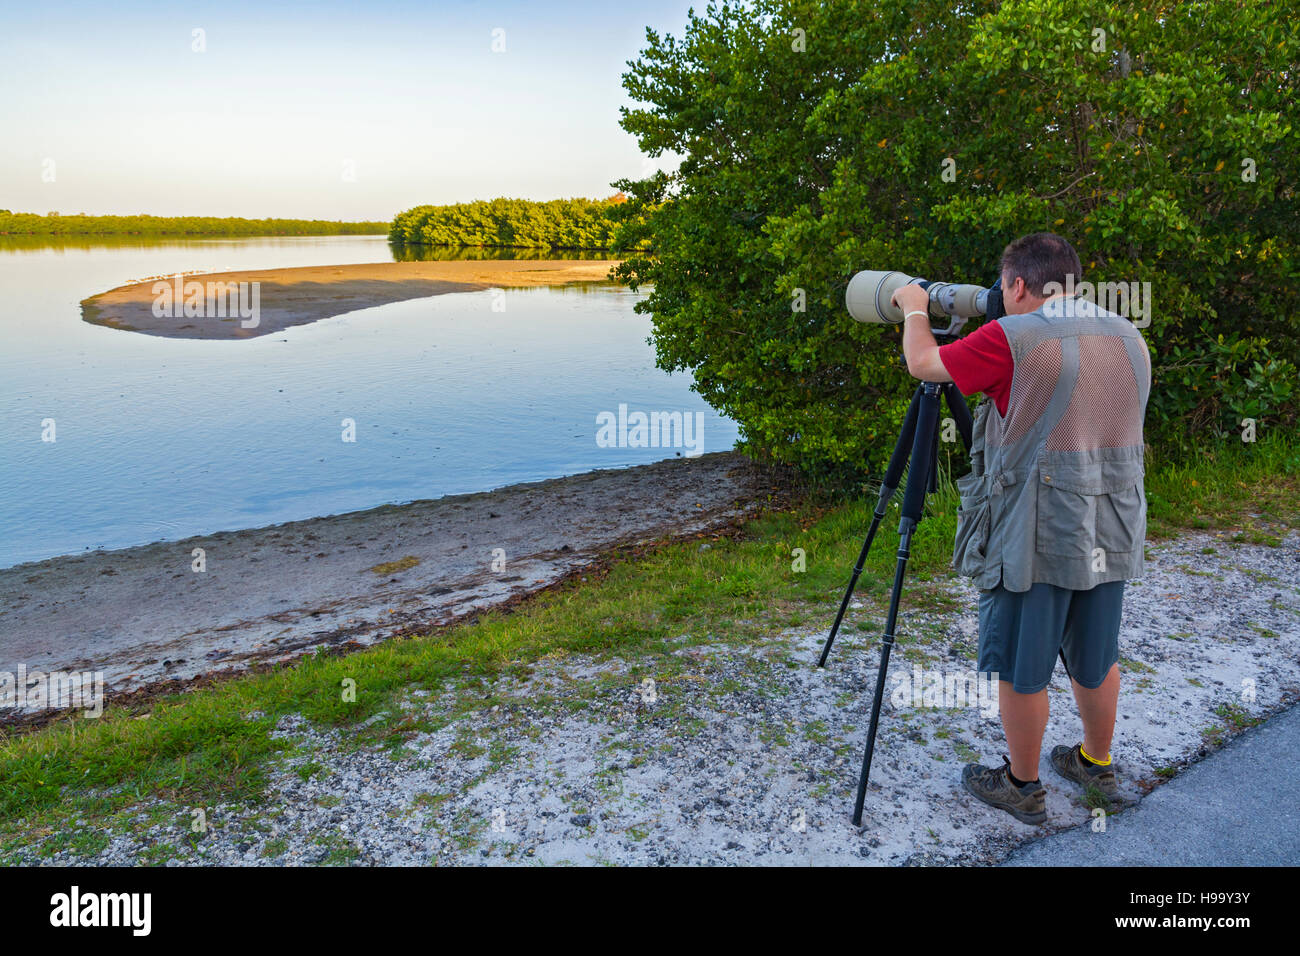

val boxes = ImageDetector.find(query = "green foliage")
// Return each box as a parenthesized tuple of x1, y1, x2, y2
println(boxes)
(390, 196, 635, 249)
(615, 0, 1299, 477)
(0, 212, 388, 238)
(387, 243, 619, 262)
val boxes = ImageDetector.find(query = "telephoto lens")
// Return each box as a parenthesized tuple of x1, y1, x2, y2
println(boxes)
(845, 270, 921, 324)
(846, 270, 991, 325)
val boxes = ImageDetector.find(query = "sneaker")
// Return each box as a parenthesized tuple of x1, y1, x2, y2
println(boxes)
(961, 756, 1047, 825)
(1050, 743, 1119, 797)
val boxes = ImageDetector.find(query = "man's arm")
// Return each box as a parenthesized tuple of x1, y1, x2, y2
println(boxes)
(892, 284, 954, 383)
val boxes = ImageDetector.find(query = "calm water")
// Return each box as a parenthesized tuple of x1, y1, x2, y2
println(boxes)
(0, 236, 738, 568)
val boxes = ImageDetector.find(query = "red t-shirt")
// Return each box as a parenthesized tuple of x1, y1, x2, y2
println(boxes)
(938, 320, 1014, 416)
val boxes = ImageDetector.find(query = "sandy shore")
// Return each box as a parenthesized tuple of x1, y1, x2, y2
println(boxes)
(80, 259, 622, 339)
(14, 525, 1299, 865)
(0, 452, 788, 718)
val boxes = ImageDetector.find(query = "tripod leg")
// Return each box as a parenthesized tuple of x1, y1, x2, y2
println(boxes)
(852, 522, 916, 827)
(928, 416, 940, 495)
(850, 382, 942, 826)
(817, 387, 922, 668)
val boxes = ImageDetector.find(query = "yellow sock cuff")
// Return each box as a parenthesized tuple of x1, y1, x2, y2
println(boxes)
(1080, 745, 1111, 766)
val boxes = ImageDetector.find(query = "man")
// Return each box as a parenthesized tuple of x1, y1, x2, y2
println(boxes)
(892, 232, 1151, 825)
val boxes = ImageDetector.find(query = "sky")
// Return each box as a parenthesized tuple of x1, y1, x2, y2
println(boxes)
(0, 0, 694, 220)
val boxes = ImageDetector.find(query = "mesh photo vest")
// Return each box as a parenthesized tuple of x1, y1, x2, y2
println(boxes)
(952, 296, 1152, 592)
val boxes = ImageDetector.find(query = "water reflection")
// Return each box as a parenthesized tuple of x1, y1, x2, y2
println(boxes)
(0, 233, 622, 263)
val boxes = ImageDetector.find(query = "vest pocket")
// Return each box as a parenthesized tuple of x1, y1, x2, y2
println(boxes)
(1036, 484, 1096, 556)
(1096, 482, 1145, 555)
(953, 484, 991, 576)
(1036, 454, 1144, 558)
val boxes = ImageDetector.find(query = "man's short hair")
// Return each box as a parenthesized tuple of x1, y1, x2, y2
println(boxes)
(1000, 232, 1083, 295)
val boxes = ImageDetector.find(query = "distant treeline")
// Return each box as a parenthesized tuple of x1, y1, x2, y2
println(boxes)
(0, 211, 389, 238)
(389, 197, 627, 249)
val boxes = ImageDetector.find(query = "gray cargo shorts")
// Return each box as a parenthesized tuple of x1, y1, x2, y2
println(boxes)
(977, 580, 1125, 694)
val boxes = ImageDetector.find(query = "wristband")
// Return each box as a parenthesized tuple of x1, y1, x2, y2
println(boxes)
(904, 310, 929, 321)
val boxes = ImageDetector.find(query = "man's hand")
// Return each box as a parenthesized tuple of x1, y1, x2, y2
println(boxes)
(890, 283, 930, 323)
(891, 285, 954, 383)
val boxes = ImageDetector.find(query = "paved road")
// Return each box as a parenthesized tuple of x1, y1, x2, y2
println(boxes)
(1003, 702, 1300, 866)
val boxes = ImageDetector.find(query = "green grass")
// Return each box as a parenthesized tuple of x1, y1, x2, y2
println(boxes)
(1080, 784, 1111, 812)
(0, 432, 1295, 854)
(1213, 703, 1265, 733)
(312, 833, 362, 866)
(368, 556, 421, 575)
(1119, 656, 1156, 674)
(1144, 433, 1300, 540)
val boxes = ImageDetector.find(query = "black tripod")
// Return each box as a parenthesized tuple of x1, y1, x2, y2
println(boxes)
(817, 375, 973, 827)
